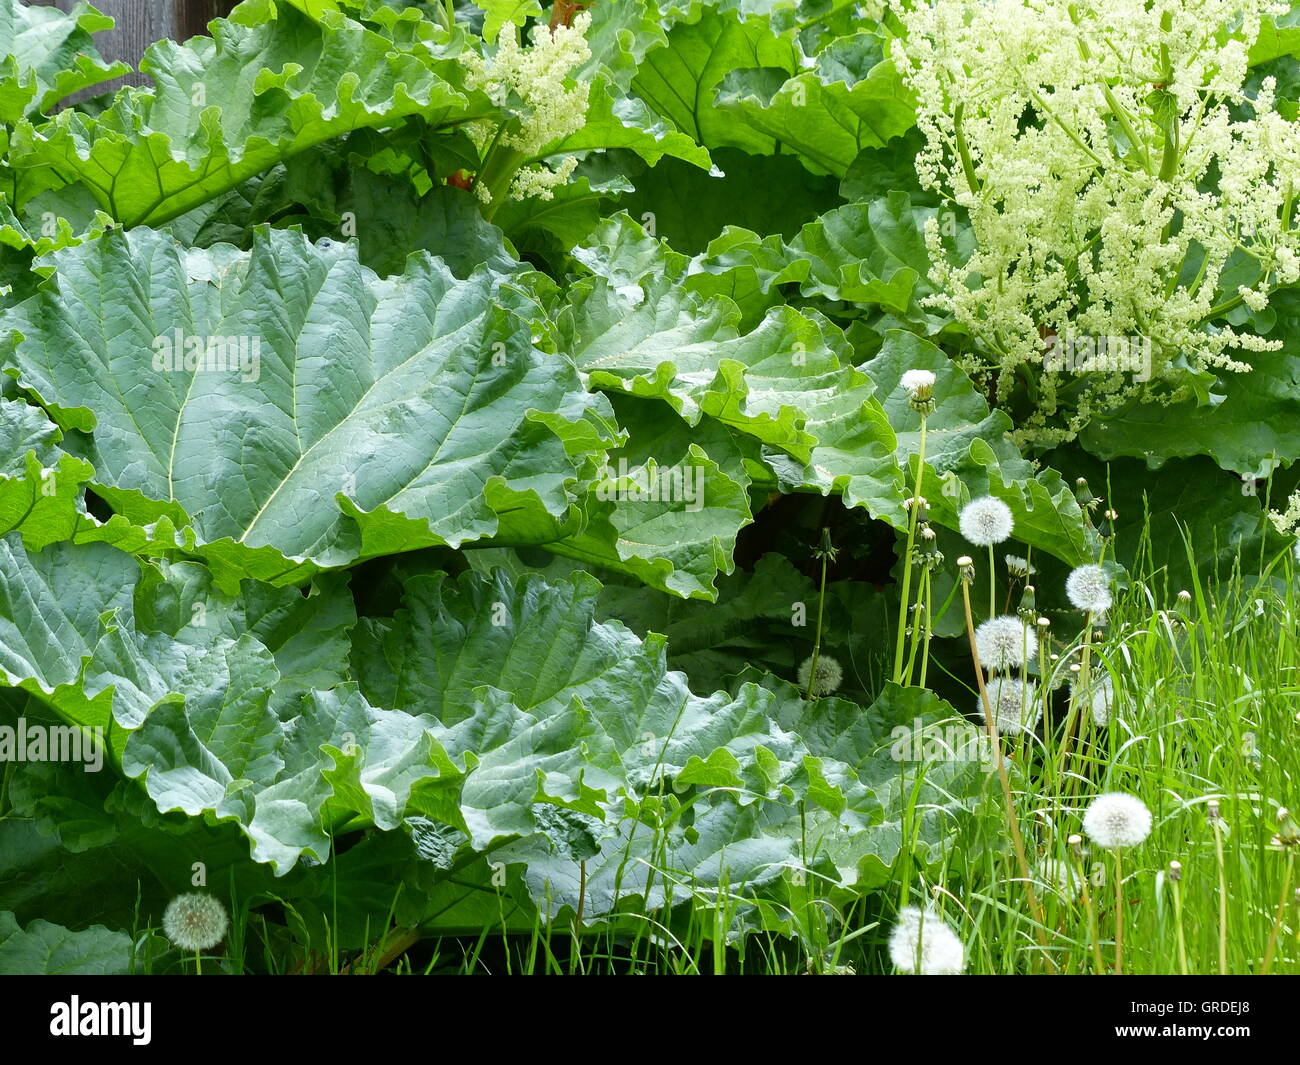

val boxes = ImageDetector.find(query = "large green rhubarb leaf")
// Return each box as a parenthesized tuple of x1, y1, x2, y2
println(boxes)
(7, 0, 484, 227)
(542, 397, 757, 599)
(0, 0, 129, 122)
(712, 31, 916, 177)
(629, 5, 797, 156)
(353, 567, 989, 913)
(0, 536, 356, 733)
(0, 226, 612, 587)
(0, 912, 134, 975)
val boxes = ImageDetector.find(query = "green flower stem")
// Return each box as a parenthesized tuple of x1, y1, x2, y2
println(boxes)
(1053, 614, 1095, 782)
(1077, 846, 1106, 974)
(892, 417, 928, 684)
(1212, 816, 1229, 974)
(1260, 849, 1295, 975)
(1172, 870, 1190, 975)
(988, 543, 996, 619)
(474, 123, 527, 221)
(953, 101, 981, 194)
(918, 568, 934, 688)
(961, 575, 1052, 966)
(806, 538, 830, 701)
(1113, 849, 1124, 975)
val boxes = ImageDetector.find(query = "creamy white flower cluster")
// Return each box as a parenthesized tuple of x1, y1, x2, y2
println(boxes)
(464, 12, 592, 202)
(895, 0, 1299, 444)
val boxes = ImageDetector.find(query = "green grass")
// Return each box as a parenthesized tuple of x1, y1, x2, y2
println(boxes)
(128, 524, 1300, 976)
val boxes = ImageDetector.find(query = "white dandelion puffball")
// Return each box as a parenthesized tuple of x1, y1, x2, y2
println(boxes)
(798, 654, 843, 695)
(980, 676, 1040, 734)
(974, 615, 1037, 669)
(900, 368, 936, 400)
(889, 906, 965, 975)
(1071, 672, 1115, 726)
(959, 496, 1014, 546)
(1066, 564, 1112, 613)
(1036, 858, 1081, 896)
(162, 893, 229, 952)
(1083, 792, 1152, 850)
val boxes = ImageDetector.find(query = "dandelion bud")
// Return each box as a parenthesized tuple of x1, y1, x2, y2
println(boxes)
(1207, 799, 1223, 824)
(1005, 554, 1034, 578)
(1272, 807, 1299, 848)
(812, 527, 838, 562)
(1017, 584, 1036, 620)
(1168, 860, 1182, 882)
(1067, 833, 1084, 854)
(957, 555, 975, 582)
(1074, 477, 1100, 511)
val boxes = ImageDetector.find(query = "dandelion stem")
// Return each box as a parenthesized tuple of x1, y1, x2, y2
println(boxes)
(1054, 613, 1094, 779)
(892, 418, 927, 684)
(988, 543, 996, 619)
(1113, 850, 1124, 975)
(1078, 852, 1106, 975)
(1261, 851, 1296, 975)
(1172, 874, 1190, 976)
(1212, 816, 1229, 975)
(918, 568, 933, 687)
(806, 535, 830, 700)
(960, 575, 1052, 968)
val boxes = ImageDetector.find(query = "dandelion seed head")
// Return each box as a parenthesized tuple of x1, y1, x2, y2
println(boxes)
(974, 614, 1037, 669)
(162, 893, 229, 952)
(901, 368, 937, 402)
(980, 676, 1041, 734)
(1037, 858, 1080, 896)
(1071, 672, 1115, 726)
(1066, 563, 1112, 612)
(888, 905, 965, 975)
(959, 496, 1014, 546)
(798, 654, 843, 695)
(1083, 792, 1152, 850)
